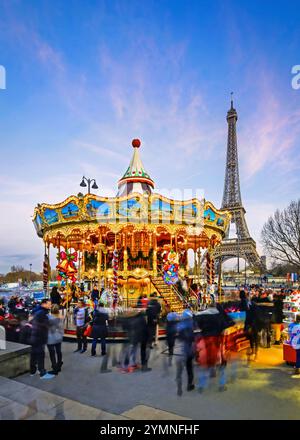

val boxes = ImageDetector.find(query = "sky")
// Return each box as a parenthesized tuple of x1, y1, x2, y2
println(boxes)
(0, 0, 300, 274)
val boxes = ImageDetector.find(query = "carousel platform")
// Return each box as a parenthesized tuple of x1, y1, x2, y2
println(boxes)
(63, 326, 168, 342)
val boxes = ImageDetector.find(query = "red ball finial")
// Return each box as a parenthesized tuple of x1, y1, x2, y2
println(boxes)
(132, 138, 141, 148)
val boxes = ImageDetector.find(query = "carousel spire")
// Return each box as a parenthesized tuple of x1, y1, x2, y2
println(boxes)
(117, 139, 155, 197)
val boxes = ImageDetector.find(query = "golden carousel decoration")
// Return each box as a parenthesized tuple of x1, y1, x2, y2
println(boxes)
(32, 139, 231, 312)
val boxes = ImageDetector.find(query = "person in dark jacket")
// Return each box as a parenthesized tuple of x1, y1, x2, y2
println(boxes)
(146, 293, 161, 348)
(8, 296, 17, 314)
(91, 303, 108, 356)
(91, 285, 100, 309)
(166, 311, 179, 356)
(30, 299, 54, 379)
(272, 293, 283, 345)
(50, 286, 61, 306)
(240, 290, 260, 360)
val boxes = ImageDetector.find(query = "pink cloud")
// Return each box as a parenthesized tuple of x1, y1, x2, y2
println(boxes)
(239, 76, 300, 180)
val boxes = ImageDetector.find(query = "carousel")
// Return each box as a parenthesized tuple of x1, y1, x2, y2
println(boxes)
(32, 139, 231, 313)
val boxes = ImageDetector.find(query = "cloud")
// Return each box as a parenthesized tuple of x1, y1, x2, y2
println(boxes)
(239, 81, 300, 181)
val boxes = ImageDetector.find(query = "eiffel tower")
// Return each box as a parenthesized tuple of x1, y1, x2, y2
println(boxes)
(216, 96, 264, 269)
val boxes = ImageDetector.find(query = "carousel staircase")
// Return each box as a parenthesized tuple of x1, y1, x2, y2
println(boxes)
(150, 275, 187, 313)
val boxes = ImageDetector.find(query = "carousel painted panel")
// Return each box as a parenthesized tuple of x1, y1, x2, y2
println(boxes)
(43, 208, 59, 225)
(33, 213, 44, 234)
(86, 199, 111, 219)
(174, 202, 203, 226)
(116, 197, 143, 223)
(150, 197, 173, 223)
(61, 202, 79, 220)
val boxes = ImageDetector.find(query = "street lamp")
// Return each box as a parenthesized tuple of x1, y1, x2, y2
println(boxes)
(29, 263, 32, 283)
(80, 176, 99, 194)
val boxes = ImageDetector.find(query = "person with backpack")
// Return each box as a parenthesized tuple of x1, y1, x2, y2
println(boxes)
(47, 304, 64, 374)
(73, 299, 90, 353)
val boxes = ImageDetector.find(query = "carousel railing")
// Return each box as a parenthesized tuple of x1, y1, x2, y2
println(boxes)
(154, 269, 191, 310)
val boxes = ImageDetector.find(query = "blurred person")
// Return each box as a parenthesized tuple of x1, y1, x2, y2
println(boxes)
(19, 316, 33, 346)
(8, 296, 17, 314)
(272, 293, 284, 345)
(0, 302, 6, 319)
(141, 294, 149, 309)
(146, 293, 161, 348)
(254, 291, 273, 348)
(29, 299, 54, 379)
(32, 300, 42, 315)
(195, 302, 228, 392)
(4, 312, 20, 342)
(288, 314, 300, 375)
(91, 302, 109, 356)
(174, 309, 195, 395)
(121, 312, 140, 372)
(240, 290, 260, 361)
(137, 311, 152, 372)
(118, 312, 135, 372)
(80, 282, 85, 295)
(129, 311, 151, 372)
(50, 286, 61, 306)
(47, 304, 64, 375)
(136, 295, 143, 308)
(166, 311, 178, 356)
(73, 299, 90, 353)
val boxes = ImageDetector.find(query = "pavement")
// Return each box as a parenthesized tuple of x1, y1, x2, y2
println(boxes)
(2, 341, 300, 420)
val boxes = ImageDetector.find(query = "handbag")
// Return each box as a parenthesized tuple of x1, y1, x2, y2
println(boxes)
(84, 324, 93, 337)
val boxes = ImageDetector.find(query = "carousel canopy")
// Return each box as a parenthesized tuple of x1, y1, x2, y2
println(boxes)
(32, 139, 231, 250)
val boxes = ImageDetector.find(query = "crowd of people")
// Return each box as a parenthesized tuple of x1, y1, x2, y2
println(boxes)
(0, 285, 299, 391)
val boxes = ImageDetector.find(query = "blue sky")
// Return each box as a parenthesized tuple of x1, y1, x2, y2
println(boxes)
(0, 0, 300, 273)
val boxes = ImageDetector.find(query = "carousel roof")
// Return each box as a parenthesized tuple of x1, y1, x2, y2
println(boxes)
(32, 138, 231, 247)
(117, 139, 154, 197)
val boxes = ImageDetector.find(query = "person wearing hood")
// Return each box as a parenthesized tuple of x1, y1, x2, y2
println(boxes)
(174, 309, 195, 395)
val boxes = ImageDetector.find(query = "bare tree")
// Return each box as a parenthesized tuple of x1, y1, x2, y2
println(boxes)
(261, 200, 300, 270)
